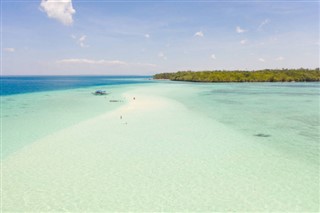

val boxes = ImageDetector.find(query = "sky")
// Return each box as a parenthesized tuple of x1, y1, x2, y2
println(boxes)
(1, 0, 319, 75)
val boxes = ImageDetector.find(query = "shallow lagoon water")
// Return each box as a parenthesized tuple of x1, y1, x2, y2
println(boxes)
(1, 78, 319, 211)
(1, 85, 131, 158)
(164, 82, 320, 165)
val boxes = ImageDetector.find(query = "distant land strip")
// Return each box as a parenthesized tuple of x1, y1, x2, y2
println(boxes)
(153, 69, 320, 82)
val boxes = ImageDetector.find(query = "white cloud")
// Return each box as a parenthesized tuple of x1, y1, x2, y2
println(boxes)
(158, 52, 167, 60)
(78, 35, 88, 47)
(275, 56, 285, 61)
(40, 0, 76, 26)
(134, 62, 157, 67)
(71, 35, 88, 47)
(211, 54, 216, 60)
(236, 26, 247, 33)
(4, 48, 15, 52)
(258, 58, 265, 62)
(145, 34, 150, 38)
(240, 39, 248, 45)
(57, 58, 156, 67)
(194, 31, 204, 37)
(57, 59, 127, 65)
(258, 19, 270, 31)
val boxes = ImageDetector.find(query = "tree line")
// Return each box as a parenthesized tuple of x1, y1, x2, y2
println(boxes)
(153, 68, 320, 82)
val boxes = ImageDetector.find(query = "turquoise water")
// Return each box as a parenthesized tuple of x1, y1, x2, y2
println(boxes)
(165, 82, 320, 165)
(1, 85, 129, 158)
(1, 79, 319, 211)
(1, 76, 152, 157)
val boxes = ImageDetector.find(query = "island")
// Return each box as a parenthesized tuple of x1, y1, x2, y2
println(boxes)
(153, 68, 320, 82)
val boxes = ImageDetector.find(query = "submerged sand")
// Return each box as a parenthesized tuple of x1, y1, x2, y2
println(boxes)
(2, 83, 319, 211)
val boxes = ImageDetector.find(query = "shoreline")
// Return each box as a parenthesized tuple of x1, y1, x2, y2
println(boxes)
(153, 69, 320, 83)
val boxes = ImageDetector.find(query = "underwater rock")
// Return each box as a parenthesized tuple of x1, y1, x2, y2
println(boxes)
(254, 133, 271, 137)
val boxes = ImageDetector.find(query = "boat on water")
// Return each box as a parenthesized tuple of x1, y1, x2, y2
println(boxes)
(92, 90, 109, 95)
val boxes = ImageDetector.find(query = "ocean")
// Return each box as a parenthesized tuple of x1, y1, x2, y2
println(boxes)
(1, 76, 319, 211)
(1, 75, 152, 96)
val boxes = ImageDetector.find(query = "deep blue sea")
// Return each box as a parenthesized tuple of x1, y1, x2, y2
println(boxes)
(0, 76, 153, 96)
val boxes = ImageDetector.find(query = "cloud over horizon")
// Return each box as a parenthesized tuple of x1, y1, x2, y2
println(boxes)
(158, 52, 167, 60)
(4, 48, 15, 52)
(194, 31, 204, 37)
(276, 56, 285, 61)
(57, 58, 156, 67)
(78, 35, 87, 47)
(71, 35, 88, 47)
(240, 39, 248, 45)
(236, 26, 247, 33)
(40, 0, 76, 26)
(57, 58, 127, 65)
(258, 19, 270, 31)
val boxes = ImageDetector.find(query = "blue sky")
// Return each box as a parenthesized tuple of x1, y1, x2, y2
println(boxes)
(2, 0, 319, 75)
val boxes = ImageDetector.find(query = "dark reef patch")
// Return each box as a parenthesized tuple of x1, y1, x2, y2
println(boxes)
(254, 133, 271, 137)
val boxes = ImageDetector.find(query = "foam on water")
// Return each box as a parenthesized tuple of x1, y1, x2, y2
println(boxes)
(2, 82, 319, 211)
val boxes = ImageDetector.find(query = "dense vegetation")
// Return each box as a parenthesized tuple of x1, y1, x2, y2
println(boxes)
(153, 69, 320, 82)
